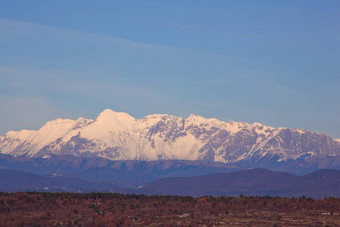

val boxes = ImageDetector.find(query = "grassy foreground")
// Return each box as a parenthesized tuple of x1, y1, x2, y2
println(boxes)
(0, 192, 339, 226)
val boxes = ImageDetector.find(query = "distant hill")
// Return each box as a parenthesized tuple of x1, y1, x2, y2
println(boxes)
(0, 154, 236, 188)
(141, 168, 340, 198)
(0, 169, 124, 193)
(1, 168, 339, 198)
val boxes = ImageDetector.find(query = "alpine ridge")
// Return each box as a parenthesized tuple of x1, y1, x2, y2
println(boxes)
(1, 109, 339, 166)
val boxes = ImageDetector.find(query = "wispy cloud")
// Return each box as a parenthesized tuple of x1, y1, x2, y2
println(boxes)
(1, 17, 339, 137)
(0, 18, 158, 50)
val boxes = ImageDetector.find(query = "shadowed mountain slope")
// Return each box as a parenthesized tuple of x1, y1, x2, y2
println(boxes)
(141, 168, 340, 198)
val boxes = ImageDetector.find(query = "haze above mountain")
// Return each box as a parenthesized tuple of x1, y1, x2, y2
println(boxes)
(0, 109, 339, 168)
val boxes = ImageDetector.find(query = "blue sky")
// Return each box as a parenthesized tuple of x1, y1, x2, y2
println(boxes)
(1, 0, 340, 137)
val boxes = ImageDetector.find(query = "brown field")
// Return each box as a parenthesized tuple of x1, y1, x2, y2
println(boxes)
(0, 192, 339, 226)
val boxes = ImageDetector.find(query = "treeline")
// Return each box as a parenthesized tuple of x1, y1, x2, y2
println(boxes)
(0, 192, 339, 226)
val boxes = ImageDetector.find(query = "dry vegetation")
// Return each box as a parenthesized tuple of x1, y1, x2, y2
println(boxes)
(0, 192, 339, 226)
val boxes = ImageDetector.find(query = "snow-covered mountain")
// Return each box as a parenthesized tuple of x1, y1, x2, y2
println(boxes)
(1, 109, 339, 164)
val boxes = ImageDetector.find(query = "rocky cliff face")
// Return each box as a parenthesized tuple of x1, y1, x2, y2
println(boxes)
(1, 109, 339, 164)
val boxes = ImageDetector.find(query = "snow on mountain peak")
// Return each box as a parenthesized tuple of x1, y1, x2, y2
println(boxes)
(187, 114, 206, 122)
(95, 109, 136, 127)
(186, 114, 223, 127)
(97, 109, 134, 120)
(1, 109, 339, 163)
(5, 129, 36, 140)
(80, 109, 136, 144)
(252, 122, 263, 127)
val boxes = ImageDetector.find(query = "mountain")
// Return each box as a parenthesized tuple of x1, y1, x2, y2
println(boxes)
(1, 109, 339, 171)
(0, 154, 236, 188)
(0, 169, 126, 192)
(2, 168, 339, 198)
(140, 168, 340, 198)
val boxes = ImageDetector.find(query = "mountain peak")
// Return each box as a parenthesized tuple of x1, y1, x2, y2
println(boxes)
(186, 114, 207, 123)
(80, 109, 136, 140)
(97, 109, 135, 123)
(97, 109, 121, 118)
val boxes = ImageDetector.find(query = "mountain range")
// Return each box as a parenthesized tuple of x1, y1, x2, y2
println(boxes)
(1, 110, 340, 197)
(141, 168, 340, 198)
(1, 109, 339, 172)
(1, 168, 339, 198)
(0, 154, 236, 188)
